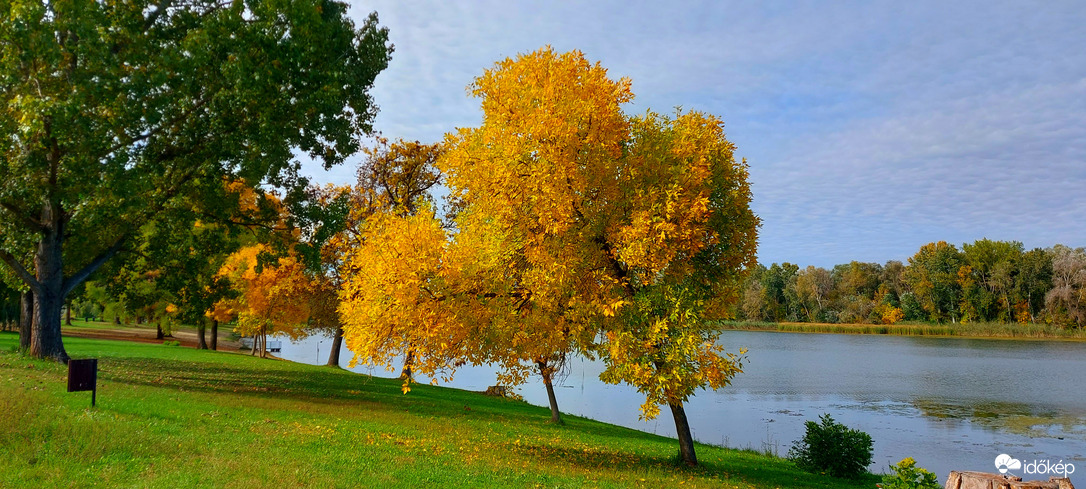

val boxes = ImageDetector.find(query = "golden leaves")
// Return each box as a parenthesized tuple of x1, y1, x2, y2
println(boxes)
(338, 48, 757, 421)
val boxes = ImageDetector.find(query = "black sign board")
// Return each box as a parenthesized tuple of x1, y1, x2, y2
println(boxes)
(67, 358, 98, 407)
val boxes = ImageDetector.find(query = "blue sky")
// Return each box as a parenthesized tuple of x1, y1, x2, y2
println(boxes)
(302, 1, 1086, 268)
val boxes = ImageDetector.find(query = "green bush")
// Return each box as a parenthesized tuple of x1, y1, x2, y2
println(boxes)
(879, 458, 940, 489)
(788, 414, 873, 479)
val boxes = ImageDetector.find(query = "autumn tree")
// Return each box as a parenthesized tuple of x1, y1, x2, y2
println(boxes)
(739, 265, 768, 321)
(0, 0, 391, 362)
(1044, 245, 1086, 328)
(437, 47, 758, 464)
(315, 139, 444, 368)
(339, 206, 467, 387)
(217, 244, 313, 357)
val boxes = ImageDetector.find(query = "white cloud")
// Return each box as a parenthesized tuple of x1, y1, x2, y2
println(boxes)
(300, 1, 1086, 267)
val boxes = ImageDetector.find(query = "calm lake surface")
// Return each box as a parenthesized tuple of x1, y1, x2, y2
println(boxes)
(277, 330, 1086, 484)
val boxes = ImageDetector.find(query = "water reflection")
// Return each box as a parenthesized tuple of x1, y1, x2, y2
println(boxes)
(276, 330, 1086, 485)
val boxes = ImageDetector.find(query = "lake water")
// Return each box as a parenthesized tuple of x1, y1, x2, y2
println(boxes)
(277, 330, 1086, 485)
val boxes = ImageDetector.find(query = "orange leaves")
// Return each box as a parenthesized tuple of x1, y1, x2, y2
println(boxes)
(216, 244, 313, 339)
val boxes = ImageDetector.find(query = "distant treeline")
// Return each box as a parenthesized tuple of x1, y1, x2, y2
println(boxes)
(738, 240, 1085, 328)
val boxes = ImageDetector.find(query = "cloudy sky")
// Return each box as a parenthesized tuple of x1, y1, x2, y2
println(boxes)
(303, 1, 1086, 268)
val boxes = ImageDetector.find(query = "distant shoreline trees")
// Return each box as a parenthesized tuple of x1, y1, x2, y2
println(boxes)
(738, 239, 1084, 329)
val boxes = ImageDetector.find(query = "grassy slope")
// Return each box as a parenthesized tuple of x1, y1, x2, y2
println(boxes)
(719, 320, 1086, 339)
(0, 332, 878, 488)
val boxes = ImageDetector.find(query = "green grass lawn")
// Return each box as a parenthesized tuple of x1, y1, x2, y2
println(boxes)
(0, 332, 881, 488)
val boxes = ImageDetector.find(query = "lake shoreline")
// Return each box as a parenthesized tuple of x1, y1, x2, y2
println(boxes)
(717, 321, 1086, 341)
(273, 328, 1086, 487)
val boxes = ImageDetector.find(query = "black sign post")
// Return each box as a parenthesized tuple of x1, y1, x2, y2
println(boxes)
(67, 359, 98, 407)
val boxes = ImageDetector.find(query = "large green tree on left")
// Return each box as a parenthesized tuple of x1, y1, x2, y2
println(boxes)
(0, 0, 392, 362)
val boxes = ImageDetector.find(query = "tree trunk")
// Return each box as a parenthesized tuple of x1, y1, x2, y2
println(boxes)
(1004, 292, 1013, 322)
(114, 315, 120, 325)
(326, 325, 344, 367)
(399, 349, 415, 380)
(19, 290, 32, 351)
(669, 401, 698, 466)
(30, 204, 69, 363)
(156, 322, 164, 340)
(196, 320, 208, 350)
(31, 290, 68, 362)
(210, 319, 218, 351)
(65, 299, 72, 325)
(538, 360, 563, 424)
(259, 325, 267, 358)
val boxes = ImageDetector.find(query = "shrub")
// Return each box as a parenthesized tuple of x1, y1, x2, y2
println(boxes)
(879, 458, 940, 489)
(788, 413, 873, 479)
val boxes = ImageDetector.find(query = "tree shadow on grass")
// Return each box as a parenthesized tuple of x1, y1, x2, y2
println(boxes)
(503, 441, 880, 489)
(97, 356, 561, 424)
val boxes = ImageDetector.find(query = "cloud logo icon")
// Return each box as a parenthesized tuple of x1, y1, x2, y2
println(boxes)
(994, 454, 1022, 474)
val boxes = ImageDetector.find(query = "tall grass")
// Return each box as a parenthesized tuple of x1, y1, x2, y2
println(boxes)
(718, 320, 1086, 339)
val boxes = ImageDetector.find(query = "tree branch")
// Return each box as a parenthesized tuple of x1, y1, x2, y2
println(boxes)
(62, 235, 128, 297)
(0, 200, 45, 233)
(99, 93, 211, 162)
(0, 248, 41, 295)
(595, 235, 636, 297)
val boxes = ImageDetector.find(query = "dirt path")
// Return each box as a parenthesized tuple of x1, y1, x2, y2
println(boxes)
(62, 325, 243, 351)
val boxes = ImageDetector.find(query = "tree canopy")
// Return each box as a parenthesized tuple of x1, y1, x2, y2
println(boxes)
(338, 47, 759, 465)
(0, 0, 392, 361)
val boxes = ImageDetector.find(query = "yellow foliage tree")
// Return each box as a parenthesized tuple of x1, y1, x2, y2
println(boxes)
(339, 48, 759, 463)
(216, 244, 313, 357)
(339, 206, 462, 388)
(350, 47, 757, 463)
(328, 138, 445, 371)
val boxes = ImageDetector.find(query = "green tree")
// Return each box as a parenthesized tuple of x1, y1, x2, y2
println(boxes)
(830, 262, 882, 323)
(961, 239, 1023, 321)
(0, 0, 391, 361)
(905, 242, 964, 323)
(130, 213, 242, 349)
(795, 266, 832, 322)
(1016, 248, 1053, 323)
(761, 263, 800, 321)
